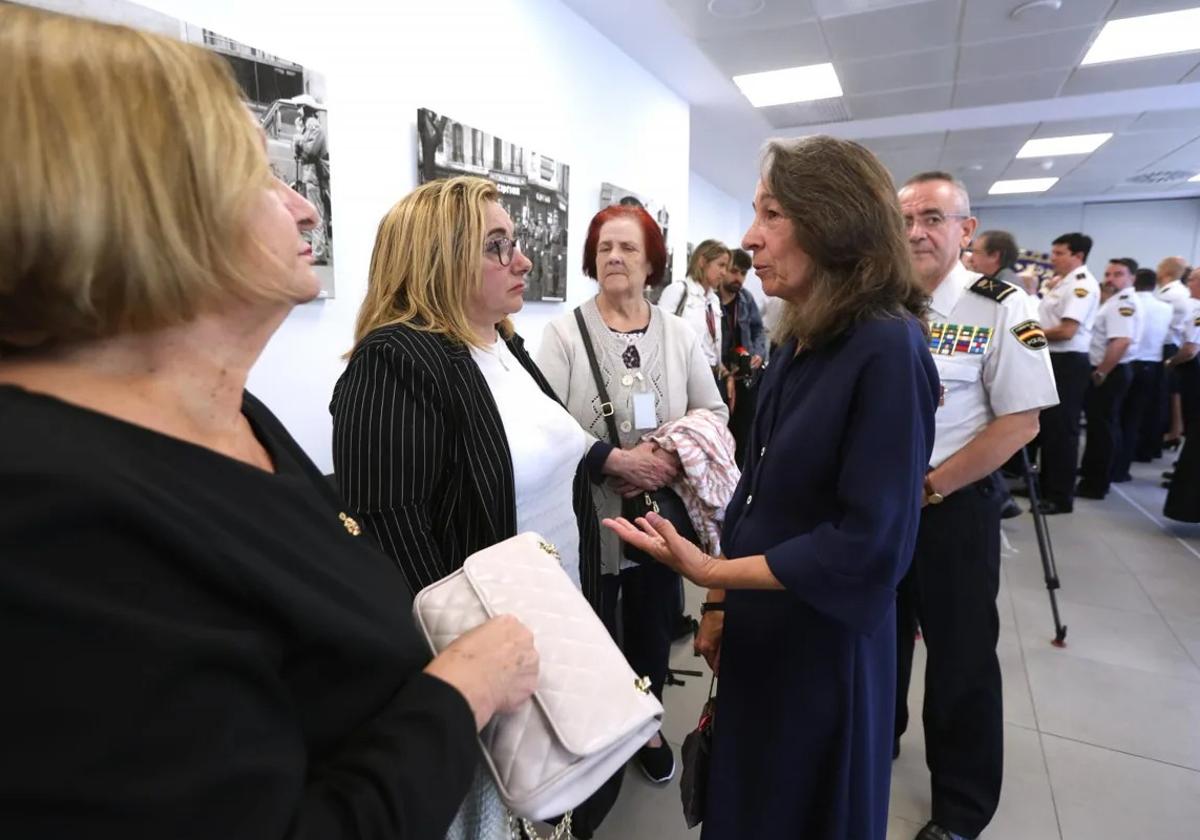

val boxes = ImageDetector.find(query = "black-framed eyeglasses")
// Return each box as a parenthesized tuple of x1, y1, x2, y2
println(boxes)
(484, 236, 522, 266)
(903, 211, 968, 231)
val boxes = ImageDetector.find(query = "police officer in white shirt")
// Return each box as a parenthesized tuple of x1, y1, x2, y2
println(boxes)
(1116, 268, 1174, 476)
(1156, 256, 1193, 453)
(894, 172, 1058, 840)
(1035, 233, 1101, 514)
(656, 239, 726, 370)
(1077, 259, 1142, 498)
(1164, 269, 1200, 516)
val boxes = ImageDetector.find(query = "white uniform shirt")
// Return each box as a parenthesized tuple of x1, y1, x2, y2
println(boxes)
(1182, 298, 1200, 347)
(1088, 288, 1142, 367)
(657, 277, 721, 367)
(1157, 280, 1193, 346)
(1132, 291, 1174, 362)
(1038, 266, 1100, 354)
(927, 262, 1060, 468)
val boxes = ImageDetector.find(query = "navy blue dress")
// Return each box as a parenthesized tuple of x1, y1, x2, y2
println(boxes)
(704, 315, 939, 840)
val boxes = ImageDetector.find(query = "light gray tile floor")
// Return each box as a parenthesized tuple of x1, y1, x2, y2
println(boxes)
(593, 457, 1200, 839)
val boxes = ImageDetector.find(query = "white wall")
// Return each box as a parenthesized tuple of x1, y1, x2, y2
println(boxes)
(687, 171, 767, 306)
(133, 0, 691, 472)
(976, 198, 1200, 278)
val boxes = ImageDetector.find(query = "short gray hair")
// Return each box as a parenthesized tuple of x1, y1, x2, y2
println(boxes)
(901, 170, 971, 216)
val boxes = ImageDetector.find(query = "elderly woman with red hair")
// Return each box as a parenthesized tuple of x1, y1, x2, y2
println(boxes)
(537, 205, 727, 784)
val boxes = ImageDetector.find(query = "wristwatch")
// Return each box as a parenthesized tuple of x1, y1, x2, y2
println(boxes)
(924, 477, 945, 505)
(700, 601, 726, 615)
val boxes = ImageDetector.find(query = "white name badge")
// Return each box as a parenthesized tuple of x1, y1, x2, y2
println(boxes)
(632, 392, 657, 430)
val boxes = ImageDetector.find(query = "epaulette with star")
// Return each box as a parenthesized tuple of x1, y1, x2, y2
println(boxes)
(968, 275, 1019, 303)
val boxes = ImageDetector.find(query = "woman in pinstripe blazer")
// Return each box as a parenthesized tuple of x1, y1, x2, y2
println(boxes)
(330, 177, 620, 840)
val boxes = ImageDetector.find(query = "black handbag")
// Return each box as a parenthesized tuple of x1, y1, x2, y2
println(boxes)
(573, 307, 700, 564)
(680, 674, 717, 828)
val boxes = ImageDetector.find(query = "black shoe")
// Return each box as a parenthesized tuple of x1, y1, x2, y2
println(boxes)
(1035, 500, 1073, 515)
(635, 736, 675, 784)
(1075, 484, 1106, 500)
(914, 822, 968, 840)
(1001, 498, 1022, 519)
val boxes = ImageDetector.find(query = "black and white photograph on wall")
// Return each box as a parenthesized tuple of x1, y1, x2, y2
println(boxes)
(599, 182, 674, 296)
(417, 107, 571, 302)
(14, 0, 336, 299)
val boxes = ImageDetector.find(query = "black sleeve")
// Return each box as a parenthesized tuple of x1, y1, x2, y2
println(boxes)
(0, 478, 478, 840)
(331, 343, 454, 594)
(584, 440, 614, 483)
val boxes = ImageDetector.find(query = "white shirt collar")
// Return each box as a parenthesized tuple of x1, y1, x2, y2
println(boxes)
(929, 261, 979, 319)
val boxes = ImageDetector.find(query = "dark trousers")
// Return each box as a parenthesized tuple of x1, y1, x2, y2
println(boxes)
(896, 477, 1003, 839)
(1125, 360, 1167, 464)
(601, 562, 679, 702)
(727, 379, 758, 470)
(1039, 352, 1091, 506)
(1079, 364, 1133, 494)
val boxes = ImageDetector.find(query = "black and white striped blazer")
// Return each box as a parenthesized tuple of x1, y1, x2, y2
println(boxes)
(330, 322, 603, 611)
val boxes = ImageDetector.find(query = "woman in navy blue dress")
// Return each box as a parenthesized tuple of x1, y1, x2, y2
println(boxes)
(608, 137, 939, 839)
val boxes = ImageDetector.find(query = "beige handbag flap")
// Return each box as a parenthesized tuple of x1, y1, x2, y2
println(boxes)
(462, 533, 663, 758)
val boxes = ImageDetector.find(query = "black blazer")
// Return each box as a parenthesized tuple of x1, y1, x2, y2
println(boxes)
(330, 323, 603, 610)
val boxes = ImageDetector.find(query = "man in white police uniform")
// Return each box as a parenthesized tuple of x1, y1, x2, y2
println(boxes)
(1156, 256, 1194, 455)
(1076, 259, 1142, 499)
(894, 172, 1059, 840)
(1035, 233, 1101, 514)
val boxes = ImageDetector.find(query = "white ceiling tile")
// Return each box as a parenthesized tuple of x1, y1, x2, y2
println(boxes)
(1061, 53, 1200, 95)
(759, 97, 853, 129)
(665, 0, 818, 38)
(1140, 137, 1200, 171)
(698, 21, 829, 76)
(1180, 61, 1200, 83)
(960, 0, 1111, 42)
(1127, 109, 1200, 132)
(822, 0, 961, 61)
(1109, 0, 1200, 16)
(845, 83, 953, 119)
(837, 46, 957, 95)
(1032, 115, 1139, 137)
(951, 68, 1069, 108)
(876, 148, 948, 184)
(1002, 157, 1085, 180)
(956, 27, 1095, 81)
(942, 124, 1038, 150)
(861, 131, 946, 153)
(1082, 129, 1200, 170)
(939, 141, 1020, 170)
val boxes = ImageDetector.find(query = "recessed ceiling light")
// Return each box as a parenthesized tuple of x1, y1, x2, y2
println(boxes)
(989, 178, 1059, 195)
(1016, 133, 1112, 158)
(732, 63, 843, 108)
(707, 0, 766, 18)
(1191, 173, 1200, 182)
(1081, 7, 1200, 66)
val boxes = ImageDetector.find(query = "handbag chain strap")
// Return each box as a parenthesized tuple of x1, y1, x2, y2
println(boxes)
(573, 307, 621, 447)
(507, 810, 573, 840)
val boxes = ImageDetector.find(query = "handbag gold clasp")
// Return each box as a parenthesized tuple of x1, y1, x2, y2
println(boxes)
(634, 675, 651, 694)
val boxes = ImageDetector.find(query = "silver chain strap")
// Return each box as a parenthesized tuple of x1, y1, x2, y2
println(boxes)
(507, 810, 572, 840)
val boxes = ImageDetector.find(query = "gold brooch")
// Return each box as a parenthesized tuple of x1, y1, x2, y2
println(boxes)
(634, 676, 651, 695)
(538, 540, 560, 560)
(338, 512, 361, 537)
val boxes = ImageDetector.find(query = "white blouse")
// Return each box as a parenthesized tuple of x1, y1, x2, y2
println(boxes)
(469, 338, 588, 587)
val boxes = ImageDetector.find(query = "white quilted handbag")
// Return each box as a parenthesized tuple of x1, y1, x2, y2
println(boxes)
(412, 532, 664, 829)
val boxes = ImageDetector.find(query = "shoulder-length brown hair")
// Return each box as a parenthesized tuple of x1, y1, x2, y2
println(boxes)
(764, 136, 928, 348)
(351, 176, 508, 354)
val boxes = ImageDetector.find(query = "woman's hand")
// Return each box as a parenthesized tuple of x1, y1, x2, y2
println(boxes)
(605, 443, 677, 491)
(602, 512, 720, 587)
(695, 610, 723, 674)
(423, 615, 539, 731)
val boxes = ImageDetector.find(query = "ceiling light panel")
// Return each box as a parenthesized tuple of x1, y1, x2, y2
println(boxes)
(1191, 173, 1200, 182)
(733, 63, 844, 107)
(1081, 7, 1200, 66)
(1016, 133, 1113, 158)
(989, 177, 1059, 194)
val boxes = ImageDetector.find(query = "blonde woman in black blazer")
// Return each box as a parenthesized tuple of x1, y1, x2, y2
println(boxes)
(330, 176, 620, 839)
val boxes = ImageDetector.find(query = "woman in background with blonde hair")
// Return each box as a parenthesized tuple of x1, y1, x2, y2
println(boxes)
(657, 239, 730, 370)
(0, 5, 540, 839)
(331, 176, 629, 839)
